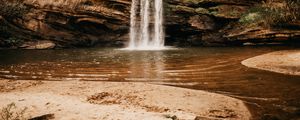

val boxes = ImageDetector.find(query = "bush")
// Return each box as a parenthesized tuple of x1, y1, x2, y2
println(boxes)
(239, 0, 300, 27)
(0, 0, 29, 19)
(0, 103, 28, 120)
(239, 7, 266, 24)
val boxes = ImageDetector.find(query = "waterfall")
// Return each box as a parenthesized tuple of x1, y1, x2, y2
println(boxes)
(127, 0, 165, 50)
(154, 0, 164, 47)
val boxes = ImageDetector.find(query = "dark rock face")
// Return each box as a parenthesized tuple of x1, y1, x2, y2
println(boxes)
(0, 0, 131, 48)
(166, 0, 300, 46)
(0, 0, 299, 48)
(188, 15, 216, 31)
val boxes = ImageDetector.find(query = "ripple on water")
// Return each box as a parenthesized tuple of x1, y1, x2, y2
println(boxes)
(0, 47, 300, 119)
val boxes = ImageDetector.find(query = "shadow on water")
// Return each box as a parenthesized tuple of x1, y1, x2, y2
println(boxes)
(0, 46, 300, 120)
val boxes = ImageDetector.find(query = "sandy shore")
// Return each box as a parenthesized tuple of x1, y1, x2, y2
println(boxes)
(0, 80, 251, 120)
(242, 50, 300, 76)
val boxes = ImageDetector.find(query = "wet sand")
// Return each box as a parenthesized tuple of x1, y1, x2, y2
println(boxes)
(242, 50, 300, 76)
(0, 80, 251, 120)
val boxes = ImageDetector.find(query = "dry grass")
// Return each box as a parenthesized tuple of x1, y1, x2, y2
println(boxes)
(261, 0, 299, 22)
(0, 80, 43, 92)
(239, 0, 299, 27)
(0, 103, 28, 120)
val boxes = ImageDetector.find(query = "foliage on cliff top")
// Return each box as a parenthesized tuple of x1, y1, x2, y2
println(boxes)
(24, 0, 126, 15)
(239, 0, 300, 27)
(25, 0, 88, 9)
(0, 0, 29, 19)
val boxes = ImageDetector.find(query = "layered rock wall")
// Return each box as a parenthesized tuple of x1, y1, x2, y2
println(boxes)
(0, 0, 299, 48)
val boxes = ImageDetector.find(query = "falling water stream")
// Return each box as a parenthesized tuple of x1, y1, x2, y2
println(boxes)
(128, 0, 165, 50)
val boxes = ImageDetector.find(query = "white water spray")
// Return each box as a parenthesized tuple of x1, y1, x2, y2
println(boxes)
(127, 0, 165, 50)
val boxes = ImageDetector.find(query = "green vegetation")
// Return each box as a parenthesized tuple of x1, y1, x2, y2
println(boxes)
(0, 103, 28, 120)
(3, 37, 24, 47)
(171, 5, 196, 13)
(179, 0, 206, 5)
(239, 0, 300, 27)
(195, 7, 209, 14)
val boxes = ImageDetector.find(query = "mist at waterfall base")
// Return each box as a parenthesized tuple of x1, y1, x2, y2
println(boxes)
(125, 0, 166, 50)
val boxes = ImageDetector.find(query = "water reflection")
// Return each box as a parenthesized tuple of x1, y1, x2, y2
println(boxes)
(126, 51, 165, 81)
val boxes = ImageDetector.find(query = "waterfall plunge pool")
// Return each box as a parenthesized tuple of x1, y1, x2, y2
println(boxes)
(0, 46, 300, 119)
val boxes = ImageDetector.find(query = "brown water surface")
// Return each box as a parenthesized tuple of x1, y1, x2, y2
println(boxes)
(0, 47, 300, 120)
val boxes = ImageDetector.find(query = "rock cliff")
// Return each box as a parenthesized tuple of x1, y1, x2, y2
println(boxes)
(0, 0, 131, 48)
(165, 0, 300, 46)
(0, 0, 299, 48)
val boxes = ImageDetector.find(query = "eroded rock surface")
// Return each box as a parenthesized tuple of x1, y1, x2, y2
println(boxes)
(0, 0, 299, 48)
(0, 0, 131, 48)
(166, 0, 300, 46)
